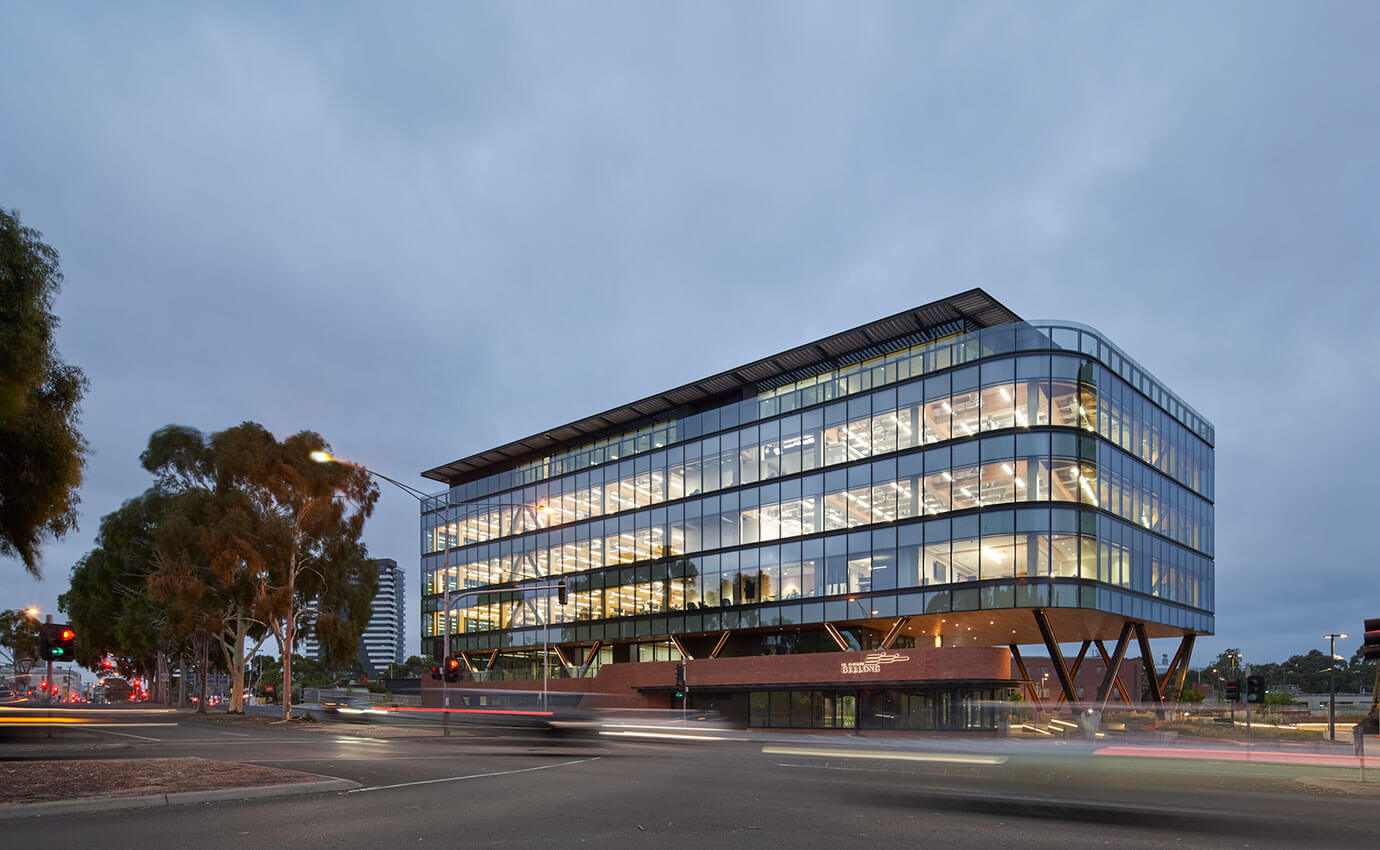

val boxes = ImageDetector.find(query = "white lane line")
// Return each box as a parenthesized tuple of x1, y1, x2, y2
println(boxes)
(249, 756, 510, 763)
(347, 757, 598, 793)
(762, 745, 1008, 765)
(83, 727, 162, 742)
(778, 762, 879, 773)
(120, 737, 349, 745)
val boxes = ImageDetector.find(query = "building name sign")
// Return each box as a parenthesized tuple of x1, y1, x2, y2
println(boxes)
(840, 652, 910, 675)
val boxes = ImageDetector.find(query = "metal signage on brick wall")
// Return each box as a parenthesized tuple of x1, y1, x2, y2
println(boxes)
(840, 652, 910, 675)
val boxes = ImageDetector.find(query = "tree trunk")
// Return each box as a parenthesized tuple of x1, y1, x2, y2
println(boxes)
(154, 652, 168, 704)
(280, 545, 298, 722)
(177, 655, 187, 707)
(229, 622, 247, 713)
(281, 650, 293, 721)
(195, 637, 209, 713)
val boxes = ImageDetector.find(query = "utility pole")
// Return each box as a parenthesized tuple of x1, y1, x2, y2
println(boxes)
(44, 615, 54, 738)
(44, 614, 53, 707)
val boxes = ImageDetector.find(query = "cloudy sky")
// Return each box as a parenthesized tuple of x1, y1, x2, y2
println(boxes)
(3, 2, 1377, 671)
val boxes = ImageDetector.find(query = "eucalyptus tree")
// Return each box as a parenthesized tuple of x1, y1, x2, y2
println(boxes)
(60, 491, 179, 701)
(0, 208, 88, 576)
(210, 424, 377, 721)
(139, 425, 264, 712)
(65, 423, 377, 716)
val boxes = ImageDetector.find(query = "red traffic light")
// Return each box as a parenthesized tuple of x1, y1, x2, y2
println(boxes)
(60, 628, 75, 641)
(443, 655, 463, 682)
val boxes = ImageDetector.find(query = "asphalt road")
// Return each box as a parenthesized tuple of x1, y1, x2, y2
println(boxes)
(4, 706, 1379, 848)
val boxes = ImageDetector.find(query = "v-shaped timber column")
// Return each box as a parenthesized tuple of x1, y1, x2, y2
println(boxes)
(1032, 609, 1080, 708)
(1008, 644, 1043, 710)
(1093, 623, 1135, 712)
(550, 645, 577, 678)
(1134, 625, 1195, 717)
(1013, 638, 1093, 712)
(1159, 632, 1196, 707)
(1032, 612, 1197, 716)
(577, 641, 602, 678)
(1052, 641, 1092, 710)
(669, 634, 693, 660)
(879, 617, 912, 650)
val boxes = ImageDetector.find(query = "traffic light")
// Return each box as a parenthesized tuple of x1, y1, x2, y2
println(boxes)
(58, 626, 76, 659)
(674, 661, 686, 699)
(1245, 675, 1265, 704)
(39, 623, 76, 662)
(444, 655, 462, 683)
(557, 580, 568, 605)
(1225, 680, 1241, 702)
(429, 665, 442, 681)
(1363, 617, 1380, 660)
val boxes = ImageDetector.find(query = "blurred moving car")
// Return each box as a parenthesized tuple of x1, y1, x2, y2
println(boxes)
(323, 695, 387, 721)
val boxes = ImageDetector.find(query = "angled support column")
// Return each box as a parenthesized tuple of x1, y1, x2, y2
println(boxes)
(456, 651, 478, 674)
(551, 645, 577, 678)
(1161, 633, 1196, 704)
(1133, 622, 1164, 709)
(578, 641, 602, 678)
(1032, 609, 1079, 709)
(1009, 644, 1043, 711)
(1094, 640, 1135, 706)
(1094, 623, 1135, 711)
(710, 631, 732, 659)
(485, 649, 500, 671)
(823, 623, 851, 652)
(669, 634, 693, 660)
(880, 617, 912, 650)
(1053, 641, 1092, 710)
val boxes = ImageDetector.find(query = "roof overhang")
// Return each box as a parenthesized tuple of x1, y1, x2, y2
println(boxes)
(423, 288, 1020, 485)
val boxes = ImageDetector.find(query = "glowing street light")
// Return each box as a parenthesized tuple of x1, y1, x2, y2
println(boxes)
(1323, 632, 1348, 741)
(310, 450, 550, 667)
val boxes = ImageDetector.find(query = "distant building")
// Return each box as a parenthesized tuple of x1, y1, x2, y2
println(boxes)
(1012, 656, 1145, 706)
(302, 558, 406, 678)
(1294, 693, 1374, 715)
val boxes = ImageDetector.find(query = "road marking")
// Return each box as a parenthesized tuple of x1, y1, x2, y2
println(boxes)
(83, 727, 163, 741)
(600, 730, 731, 741)
(778, 762, 884, 773)
(1094, 745, 1368, 769)
(348, 758, 599, 793)
(762, 745, 1008, 765)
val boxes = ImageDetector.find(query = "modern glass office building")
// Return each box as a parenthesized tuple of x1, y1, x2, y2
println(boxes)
(417, 290, 1214, 730)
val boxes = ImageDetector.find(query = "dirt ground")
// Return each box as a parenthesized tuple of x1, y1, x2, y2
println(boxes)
(0, 757, 320, 804)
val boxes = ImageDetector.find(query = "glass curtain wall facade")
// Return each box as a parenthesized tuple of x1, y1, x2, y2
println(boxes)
(419, 313, 1214, 684)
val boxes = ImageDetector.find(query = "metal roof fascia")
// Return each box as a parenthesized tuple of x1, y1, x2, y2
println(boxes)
(422, 288, 1019, 484)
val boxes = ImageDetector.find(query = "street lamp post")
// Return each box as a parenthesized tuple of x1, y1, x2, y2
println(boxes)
(312, 451, 459, 729)
(310, 451, 553, 716)
(442, 582, 566, 710)
(1324, 632, 1348, 742)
